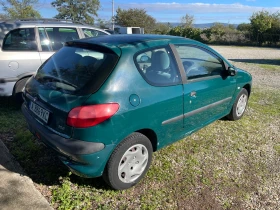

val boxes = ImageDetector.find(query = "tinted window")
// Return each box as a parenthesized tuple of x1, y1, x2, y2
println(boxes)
(82, 28, 108, 37)
(2, 28, 37, 51)
(38, 27, 79, 51)
(175, 45, 225, 80)
(35, 46, 118, 94)
(135, 47, 181, 86)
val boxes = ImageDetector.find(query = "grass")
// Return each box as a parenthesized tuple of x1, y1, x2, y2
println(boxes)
(0, 97, 25, 133)
(0, 86, 279, 209)
(259, 64, 280, 71)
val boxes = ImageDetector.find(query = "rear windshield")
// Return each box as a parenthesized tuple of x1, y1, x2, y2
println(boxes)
(35, 46, 118, 94)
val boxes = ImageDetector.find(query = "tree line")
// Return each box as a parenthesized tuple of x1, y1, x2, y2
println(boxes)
(1, 1, 280, 46)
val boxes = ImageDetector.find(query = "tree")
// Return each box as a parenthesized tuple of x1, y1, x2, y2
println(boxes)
(52, 0, 100, 25)
(1, 0, 41, 19)
(250, 10, 274, 45)
(169, 26, 202, 41)
(97, 18, 110, 29)
(237, 23, 251, 32)
(115, 8, 156, 34)
(250, 10, 273, 34)
(0, 13, 9, 19)
(154, 23, 171, 35)
(181, 14, 194, 28)
(269, 12, 280, 33)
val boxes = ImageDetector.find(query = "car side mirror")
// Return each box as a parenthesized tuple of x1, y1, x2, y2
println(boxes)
(228, 67, 236, 76)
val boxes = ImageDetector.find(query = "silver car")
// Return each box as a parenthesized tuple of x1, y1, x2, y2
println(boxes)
(0, 19, 110, 99)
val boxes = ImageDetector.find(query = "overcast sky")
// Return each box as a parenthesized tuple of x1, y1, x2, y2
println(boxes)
(19, 0, 280, 24)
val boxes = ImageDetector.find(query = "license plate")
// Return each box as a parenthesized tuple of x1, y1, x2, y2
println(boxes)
(30, 101, 49, 123)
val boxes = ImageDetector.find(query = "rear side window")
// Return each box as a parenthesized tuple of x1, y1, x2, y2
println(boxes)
(135, 46, 181, 86)
(35, 46, 118, 94)
(38, 27, 79, 51)
(82, 28, 108, 37)
(2, 28, 37, 51)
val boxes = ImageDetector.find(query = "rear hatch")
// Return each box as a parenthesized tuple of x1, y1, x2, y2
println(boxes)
(24, 44, 119, 137)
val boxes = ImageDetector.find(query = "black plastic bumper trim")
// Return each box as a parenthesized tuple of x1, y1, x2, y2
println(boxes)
(22, 104, 105, 155)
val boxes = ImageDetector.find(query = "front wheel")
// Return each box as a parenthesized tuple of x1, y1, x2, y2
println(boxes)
(103, 132, 153, 190)
(227, 88, 248, 121)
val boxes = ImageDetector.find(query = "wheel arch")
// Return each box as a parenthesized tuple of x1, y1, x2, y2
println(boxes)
(12, 75, 32, 95)
(135, 129, 158, 152)
(243, 84, 251, 97)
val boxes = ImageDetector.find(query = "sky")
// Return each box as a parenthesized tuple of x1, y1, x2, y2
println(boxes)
(11, 0, 280, 24)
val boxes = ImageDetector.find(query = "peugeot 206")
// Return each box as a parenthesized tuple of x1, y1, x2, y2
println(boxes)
(22, 35, 252, 190)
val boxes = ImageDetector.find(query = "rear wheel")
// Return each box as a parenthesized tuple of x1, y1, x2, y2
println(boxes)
(227, 88, 248, 121)
(103, 132, 153, 190)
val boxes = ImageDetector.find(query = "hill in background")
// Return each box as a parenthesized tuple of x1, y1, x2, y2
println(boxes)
(166, 22, 239, 28)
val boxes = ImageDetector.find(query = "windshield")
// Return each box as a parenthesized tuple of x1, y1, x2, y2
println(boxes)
(35, 46, 118, 94)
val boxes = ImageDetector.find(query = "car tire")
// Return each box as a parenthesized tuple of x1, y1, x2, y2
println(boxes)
(103, 132, 153, 190)
(227, 88, 248, 121)
(13, 77, 29, 104)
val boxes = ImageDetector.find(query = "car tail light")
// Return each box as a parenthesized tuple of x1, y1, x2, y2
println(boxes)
(67, 103, 119, 128)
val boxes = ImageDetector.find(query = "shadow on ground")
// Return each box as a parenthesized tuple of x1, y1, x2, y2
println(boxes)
(0, 96, 109, 190)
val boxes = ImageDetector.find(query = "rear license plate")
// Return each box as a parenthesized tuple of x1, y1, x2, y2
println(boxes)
(30, 101, 49, 123)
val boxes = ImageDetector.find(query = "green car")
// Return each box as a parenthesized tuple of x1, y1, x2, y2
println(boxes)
(22, 35, 252, 190)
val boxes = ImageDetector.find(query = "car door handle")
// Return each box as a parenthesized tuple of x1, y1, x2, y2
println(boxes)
(190, 91, 196, 97)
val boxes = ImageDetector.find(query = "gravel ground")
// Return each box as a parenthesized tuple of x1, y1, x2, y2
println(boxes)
(212, 46, 280, 210)
(212, 46, 280, 90)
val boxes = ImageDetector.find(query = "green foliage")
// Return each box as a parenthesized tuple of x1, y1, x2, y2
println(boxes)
(12, 130, 41, 161)
(153, 23, 171, 35)
(97, 18, 109, 29)
(181, 14, 194, 28)
(169, 26, 202, 41)
(270, 12, 280, 34)
(0, 13, 9, 19)
(209, 22, 227, 37)
(52, 175, 92, 210)
(115, 8, 156, 34)
(1, 0, 41, 19)
(250, 10, 273, 34)
(237, 23, 251, 32)
(249, 10, 280, 45)
(200, 23, 245, 44)
(0, 97, 25, 132)
(51, 0, 100, 25)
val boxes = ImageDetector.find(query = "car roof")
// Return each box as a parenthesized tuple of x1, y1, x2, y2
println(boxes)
(0, 19, 109, 39)
(0, 19, 94, 27)
(74, 34, 187, 47)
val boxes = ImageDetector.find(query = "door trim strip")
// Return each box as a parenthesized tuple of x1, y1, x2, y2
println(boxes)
(162, 97, 232, 125)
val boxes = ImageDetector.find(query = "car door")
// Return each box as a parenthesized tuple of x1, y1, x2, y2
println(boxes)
(172, 44, 237, 131)
(37, 27, 80, 63)
(0, 28, 41, 78)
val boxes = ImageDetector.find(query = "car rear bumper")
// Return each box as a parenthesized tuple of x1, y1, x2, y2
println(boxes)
(21, 103, 115, 178)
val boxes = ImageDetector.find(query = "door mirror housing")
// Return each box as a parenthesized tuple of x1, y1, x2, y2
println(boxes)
(228, 67, 237, 76)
